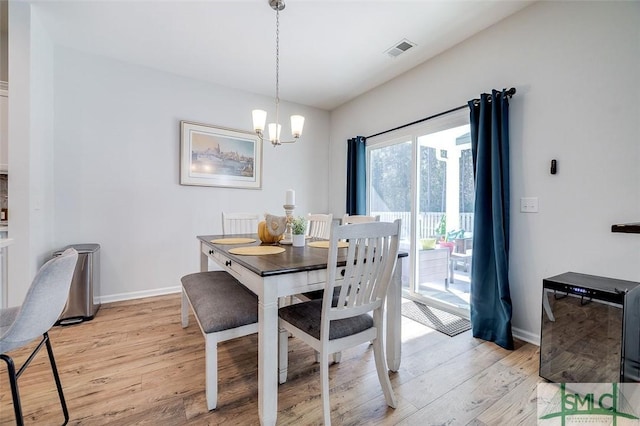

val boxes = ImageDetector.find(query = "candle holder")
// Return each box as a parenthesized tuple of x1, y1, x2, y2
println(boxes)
(283, 204, 295, 243)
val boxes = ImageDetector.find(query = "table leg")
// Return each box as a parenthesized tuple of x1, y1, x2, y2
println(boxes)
(258, 293, 279, 426)
(449, 255, 455, 284)
(200, 243, 208, 272)
(386, 262, 402, 372)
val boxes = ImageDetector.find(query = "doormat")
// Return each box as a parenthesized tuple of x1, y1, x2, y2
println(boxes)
(401, 301, 471, 337)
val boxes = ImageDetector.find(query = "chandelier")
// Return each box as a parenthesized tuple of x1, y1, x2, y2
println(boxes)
(252, 0, 304, 147)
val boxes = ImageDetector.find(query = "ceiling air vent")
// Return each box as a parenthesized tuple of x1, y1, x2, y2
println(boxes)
(386, 39, 416, 58)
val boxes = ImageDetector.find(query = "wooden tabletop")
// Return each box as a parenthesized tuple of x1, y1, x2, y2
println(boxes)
(198, 234, 342, 277)
(198, 234, 408, 278)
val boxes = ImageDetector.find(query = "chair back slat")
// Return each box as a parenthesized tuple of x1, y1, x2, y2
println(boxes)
(341, 214, 381, 225)
(306, 213, 333, 239)
(361, 236, 383, 303)
(323, 220, 401, 325)
(222, 212, 261, 235)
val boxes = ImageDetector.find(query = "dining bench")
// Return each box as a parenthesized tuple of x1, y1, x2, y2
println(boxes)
(181, 271, 258, 410)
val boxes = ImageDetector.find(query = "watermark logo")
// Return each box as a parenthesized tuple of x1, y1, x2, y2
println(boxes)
(538, 383, 640, 425)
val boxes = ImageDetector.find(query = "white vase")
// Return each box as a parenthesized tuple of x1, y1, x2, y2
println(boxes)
(292, 234, 305, 247)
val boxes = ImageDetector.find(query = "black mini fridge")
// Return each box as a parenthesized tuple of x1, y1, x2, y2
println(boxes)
(540, 272, 640, 383)
(53, 243, 101, 325)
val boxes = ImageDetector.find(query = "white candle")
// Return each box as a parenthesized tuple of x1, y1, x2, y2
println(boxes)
(286, 189, 295, 206)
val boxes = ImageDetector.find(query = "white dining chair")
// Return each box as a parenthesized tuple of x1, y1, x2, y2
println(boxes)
(306, 213, 333, 239)
(302, 213, 377, 305)
(341, 214, 380, 224)
(278, 220, 401, 425)
(296, 213, 334, 319)
(221, 212, 261, 235)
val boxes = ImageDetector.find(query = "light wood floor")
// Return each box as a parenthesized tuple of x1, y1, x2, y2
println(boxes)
(0, 294, 541, 425)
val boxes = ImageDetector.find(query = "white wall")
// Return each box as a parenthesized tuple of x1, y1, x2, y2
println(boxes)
(1, 1, 7, 82)
(330, 1, 640, 342)
(6, 2, 55, 306)
(12, 37, 330, 303)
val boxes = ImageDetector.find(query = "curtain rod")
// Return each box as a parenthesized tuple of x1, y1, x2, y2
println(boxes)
(366, 87, 516, 140)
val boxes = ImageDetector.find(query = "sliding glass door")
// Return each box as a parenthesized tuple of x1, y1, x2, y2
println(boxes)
(367, 110, 472, 318)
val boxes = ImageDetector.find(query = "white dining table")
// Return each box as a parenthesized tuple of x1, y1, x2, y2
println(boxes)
(197, 234, 405, 425)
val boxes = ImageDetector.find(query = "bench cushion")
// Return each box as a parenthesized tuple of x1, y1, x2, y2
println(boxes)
(181, 271, 258, 334)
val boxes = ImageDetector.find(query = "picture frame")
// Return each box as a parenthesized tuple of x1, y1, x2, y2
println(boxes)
(180, 121, 262, 189)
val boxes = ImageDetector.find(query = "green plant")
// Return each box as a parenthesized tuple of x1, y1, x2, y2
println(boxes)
(290, 216, 307, 235)
(435, 215, 446, 238)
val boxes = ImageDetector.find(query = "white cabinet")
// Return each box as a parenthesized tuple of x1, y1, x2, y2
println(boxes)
(0, 238, 13, 309)
(417, 247, 450, 287)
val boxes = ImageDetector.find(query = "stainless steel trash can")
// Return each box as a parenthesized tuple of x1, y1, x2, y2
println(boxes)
(53, 243, 101, 325)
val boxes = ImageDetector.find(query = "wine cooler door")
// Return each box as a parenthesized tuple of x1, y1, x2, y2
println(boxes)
(540, 289, 623, 383)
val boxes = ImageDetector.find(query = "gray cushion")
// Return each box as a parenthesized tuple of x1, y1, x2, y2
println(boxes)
(301, 286, 341, 302)
(278, 299, 373, 341)
(181, 271, 258, 334)
(301, 289, 324, 300)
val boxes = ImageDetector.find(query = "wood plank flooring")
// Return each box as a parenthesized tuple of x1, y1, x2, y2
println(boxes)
(0, 294, 541, 425)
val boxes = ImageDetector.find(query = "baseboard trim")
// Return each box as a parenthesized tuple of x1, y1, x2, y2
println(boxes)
(99, 286, 181, 304)
(513, 326, 539, 346)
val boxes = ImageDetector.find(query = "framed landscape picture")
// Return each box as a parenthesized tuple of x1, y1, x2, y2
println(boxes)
(180, 121, 262, 189)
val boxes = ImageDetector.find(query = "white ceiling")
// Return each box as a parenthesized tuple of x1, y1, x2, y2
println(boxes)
(29, 0, 533, 110)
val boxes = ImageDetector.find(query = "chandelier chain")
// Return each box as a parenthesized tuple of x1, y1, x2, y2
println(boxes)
(275, 7, 280, 137)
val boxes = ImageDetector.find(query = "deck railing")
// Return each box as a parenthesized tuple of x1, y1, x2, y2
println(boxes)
(373, 211, 474, 240)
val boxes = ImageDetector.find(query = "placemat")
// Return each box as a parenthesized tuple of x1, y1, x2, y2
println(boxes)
(210, 238, 257, 245)
(307, 241, 349, 249)
(228, 246, 285, 255)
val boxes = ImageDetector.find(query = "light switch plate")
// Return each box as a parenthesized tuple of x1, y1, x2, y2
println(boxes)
(520, 197, 539, 213)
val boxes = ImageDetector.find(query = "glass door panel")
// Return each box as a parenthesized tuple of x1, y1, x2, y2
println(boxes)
(367, 111, 472, 318)
(416, 125, 471, 315)
(368, 140, 413, 294)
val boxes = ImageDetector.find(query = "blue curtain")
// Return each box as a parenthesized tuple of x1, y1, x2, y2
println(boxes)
(468, 89, 514, 350)
(346, 136, 366, 215)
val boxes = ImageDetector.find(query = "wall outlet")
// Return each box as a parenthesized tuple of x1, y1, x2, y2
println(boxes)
(520, 197, 539, 213)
